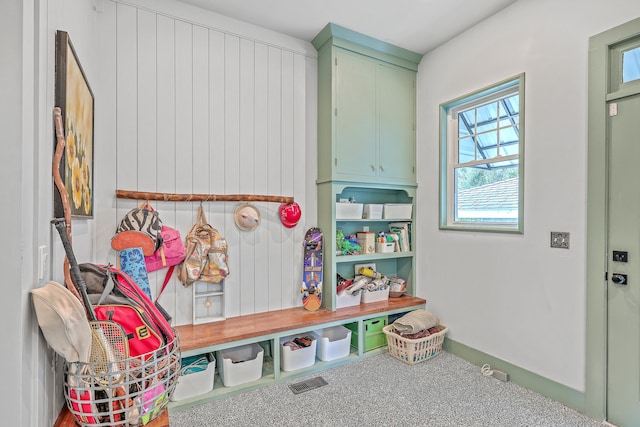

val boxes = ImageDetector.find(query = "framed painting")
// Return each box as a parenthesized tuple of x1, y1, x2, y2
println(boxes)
(54, 30, 94, 218)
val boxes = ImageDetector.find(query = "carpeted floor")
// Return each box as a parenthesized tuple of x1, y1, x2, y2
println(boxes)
(169, 351, 603, 427)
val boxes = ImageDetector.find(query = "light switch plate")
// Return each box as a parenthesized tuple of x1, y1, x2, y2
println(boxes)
(38, 245, 48, 279)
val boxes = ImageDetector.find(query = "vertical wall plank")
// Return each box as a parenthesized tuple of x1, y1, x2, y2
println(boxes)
(174, 20, 194, 325)
(192, 24, 210, 195)
(135, 9, 160, 296)
(267, 46, 283, 311)
(95, 0, 119, 264)
(223, 34, 241, 317)
(115, 3, 138, 222)
(154, 14, 178, 310)
(156, 15, 176, 195)
(280, 51, 296, 308)
(174, 21, 194, 195)
(137, 10, 157, 191)
(239, 38, 256, 315)
(207, 29, 227, 319)
(208, 29, 226, 226)
(253, 42, 270, 313)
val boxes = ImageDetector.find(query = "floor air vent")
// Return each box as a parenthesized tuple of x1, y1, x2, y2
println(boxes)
(289, 376, 328, 394)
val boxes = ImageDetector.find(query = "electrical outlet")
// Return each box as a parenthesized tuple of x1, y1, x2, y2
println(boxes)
(550, 231, 570, 249)
(492, 369, 509, 382)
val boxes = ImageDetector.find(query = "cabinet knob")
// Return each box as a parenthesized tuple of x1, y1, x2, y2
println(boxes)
(370, 164, 376, 171)
(379, 164, 384, 171)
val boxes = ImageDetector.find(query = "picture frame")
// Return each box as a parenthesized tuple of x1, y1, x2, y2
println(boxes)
(54, 30, 94, 218)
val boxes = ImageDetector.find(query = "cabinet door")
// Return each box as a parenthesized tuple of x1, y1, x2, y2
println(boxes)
(335, 49, 377, 179)
(378, 63, 416, 183)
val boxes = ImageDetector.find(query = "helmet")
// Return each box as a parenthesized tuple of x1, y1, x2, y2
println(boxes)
(279, 202, 301, 228)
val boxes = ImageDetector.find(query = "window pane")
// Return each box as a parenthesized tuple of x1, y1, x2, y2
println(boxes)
(500, 143, 519, 156)
(458, 137, 476, 163)
(476, 102, 498, 132)
(499, 117, 517, 127)
(500, 126, 518, 141)
(454, 165, 519, 223)
(460, 110, 475, 128)
(623, 46, 640, 83)
(503, 95, 520, 115)
(499, 127, 519, 155)
(476, 131, 497, 155)
(458, 120, 470, 137)
(484, 147, 498, 158)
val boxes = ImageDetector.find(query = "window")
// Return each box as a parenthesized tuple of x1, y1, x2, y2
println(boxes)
(622, 46, 640, 83)
(439, 74, 524, 232)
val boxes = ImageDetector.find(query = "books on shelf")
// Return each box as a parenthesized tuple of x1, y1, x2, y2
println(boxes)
(388, 222, 411, 252)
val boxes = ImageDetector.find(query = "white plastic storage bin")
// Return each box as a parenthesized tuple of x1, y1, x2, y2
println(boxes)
(336, 203, 364, 219)
(361, 287, 390, 303)
(216, 343, 264, 387)
(376, 242, 395, 253)
(312, 326, 352, 361)
(336, 291, 361, 309)
(383, 203, 413, 219)
(170, 353, 215, 401)
(280, 335, 317, 372)
(363, 204, 383, 219)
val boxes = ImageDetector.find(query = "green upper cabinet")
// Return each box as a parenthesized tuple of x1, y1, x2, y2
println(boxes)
(335, 49, 377, 180)
(313, 23, 423, 185)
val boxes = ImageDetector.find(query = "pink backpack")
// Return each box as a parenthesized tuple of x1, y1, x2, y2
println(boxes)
(142, 225, 186, 301)
(145, 225, 185, 272)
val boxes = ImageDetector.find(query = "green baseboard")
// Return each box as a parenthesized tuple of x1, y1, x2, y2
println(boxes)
(443, 338, 587, 414)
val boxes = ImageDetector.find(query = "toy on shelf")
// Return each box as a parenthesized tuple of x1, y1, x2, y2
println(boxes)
(341, 234, 361, 255)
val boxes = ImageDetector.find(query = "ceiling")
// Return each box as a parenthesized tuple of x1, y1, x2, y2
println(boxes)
(176, 0, 518, 54)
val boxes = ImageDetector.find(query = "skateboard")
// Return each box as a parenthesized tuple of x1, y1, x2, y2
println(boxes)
(301, 227, 323, 311)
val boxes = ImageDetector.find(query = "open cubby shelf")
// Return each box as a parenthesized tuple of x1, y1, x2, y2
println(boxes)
(169, 296, 425, 411)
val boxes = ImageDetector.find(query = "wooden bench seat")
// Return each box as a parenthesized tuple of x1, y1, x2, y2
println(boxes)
(176, 296, 426, 354)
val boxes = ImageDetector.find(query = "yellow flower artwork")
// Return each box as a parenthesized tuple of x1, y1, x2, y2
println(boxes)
(55, 31, 94, 218)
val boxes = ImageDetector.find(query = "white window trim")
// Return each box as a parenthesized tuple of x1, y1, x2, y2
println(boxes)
(439, 73, 525, 233)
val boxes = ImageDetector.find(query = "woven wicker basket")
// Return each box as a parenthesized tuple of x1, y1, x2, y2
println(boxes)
(382, 324, 447, 365)
(63, 335, 180, 427)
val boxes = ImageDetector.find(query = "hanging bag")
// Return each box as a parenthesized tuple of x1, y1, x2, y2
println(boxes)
(178, 206, 229, 287)
(111, 202, 163, 256)
(80, 263, 176, 359)
(144, 225, 185, 273)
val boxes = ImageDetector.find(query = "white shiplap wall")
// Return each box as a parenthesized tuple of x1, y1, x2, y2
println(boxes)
(97, 0, 317, 326)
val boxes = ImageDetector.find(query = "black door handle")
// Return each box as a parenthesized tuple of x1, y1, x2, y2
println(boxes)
(612, 273, 628, 285)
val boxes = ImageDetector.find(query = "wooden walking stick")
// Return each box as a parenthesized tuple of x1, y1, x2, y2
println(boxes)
(52, 107, 83, 304)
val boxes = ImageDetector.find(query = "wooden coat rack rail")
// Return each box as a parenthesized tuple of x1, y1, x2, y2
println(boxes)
(116, 189, 294, 204)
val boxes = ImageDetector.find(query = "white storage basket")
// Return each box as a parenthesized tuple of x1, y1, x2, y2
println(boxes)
(382, 325, 447, 365)
(63, 336, 180, 427)
(312, 326, 352, 361)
